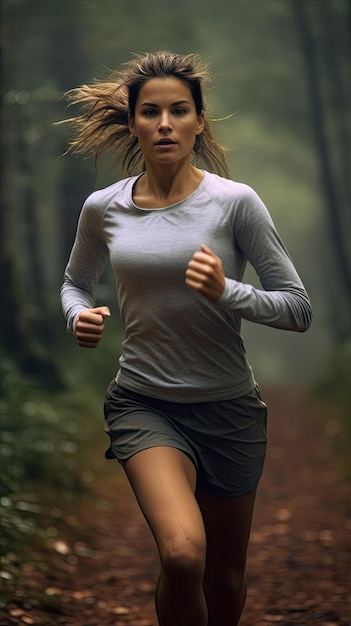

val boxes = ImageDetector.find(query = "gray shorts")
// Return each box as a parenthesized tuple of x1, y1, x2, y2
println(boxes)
(103, 382, 268, 498)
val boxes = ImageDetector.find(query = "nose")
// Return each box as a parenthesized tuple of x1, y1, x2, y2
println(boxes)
(158, 111, 172, 131)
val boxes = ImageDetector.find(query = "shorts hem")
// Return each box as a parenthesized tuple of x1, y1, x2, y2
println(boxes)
(105, 443, 198, 469)
(195, 480, 261, 498)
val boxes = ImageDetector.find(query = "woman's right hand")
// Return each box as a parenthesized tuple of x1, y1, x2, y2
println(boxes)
(75, 306, 111, 348)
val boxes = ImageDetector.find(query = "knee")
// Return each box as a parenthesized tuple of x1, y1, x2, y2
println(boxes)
(204, 565, 246, 595)
(160, 535, 206, 583)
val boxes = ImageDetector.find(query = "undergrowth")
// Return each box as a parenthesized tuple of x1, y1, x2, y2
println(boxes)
(0, 353, 107, 607)
(313, 339, 351, 488)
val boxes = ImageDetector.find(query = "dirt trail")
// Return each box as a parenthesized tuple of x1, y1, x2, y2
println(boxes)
(2, 387, 350, 626)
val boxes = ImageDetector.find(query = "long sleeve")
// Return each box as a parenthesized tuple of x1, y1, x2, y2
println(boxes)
(60, 195, 109, 334)
(216, 186, 312, 332)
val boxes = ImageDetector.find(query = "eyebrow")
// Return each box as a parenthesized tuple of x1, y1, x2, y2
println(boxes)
(139, 100, 191, 107)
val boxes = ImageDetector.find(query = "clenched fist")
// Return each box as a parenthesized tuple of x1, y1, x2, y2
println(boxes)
(185, 244, 225, 303)
(75, 306, 111, 348)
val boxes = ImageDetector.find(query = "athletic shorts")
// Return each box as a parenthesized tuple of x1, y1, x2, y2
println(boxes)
(103, 381, 268, 498)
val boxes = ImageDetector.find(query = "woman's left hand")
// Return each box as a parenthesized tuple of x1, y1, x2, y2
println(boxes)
(185, 244, 225, 303)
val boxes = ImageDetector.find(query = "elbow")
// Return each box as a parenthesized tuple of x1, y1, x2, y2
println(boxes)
(284, 288, 313, 333)
(295, 302, 313, 333)
(298, 319, 312, 333)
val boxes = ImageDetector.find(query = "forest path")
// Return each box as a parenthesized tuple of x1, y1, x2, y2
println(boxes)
(2, 387, 351, 626)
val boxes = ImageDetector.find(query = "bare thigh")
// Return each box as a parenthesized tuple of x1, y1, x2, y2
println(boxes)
(124, 447, 206, 563)
(196, 488, 257, 577)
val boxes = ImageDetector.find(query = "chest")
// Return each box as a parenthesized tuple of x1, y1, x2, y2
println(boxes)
(104, 203, 244, 285)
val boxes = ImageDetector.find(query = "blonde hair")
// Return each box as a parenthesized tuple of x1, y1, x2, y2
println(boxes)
(60, 50, 229, 177)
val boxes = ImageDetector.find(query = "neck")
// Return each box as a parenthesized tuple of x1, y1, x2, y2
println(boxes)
(140, 158, 203, 203)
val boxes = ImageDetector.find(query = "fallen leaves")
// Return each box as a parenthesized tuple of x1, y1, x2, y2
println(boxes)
(274, 507, 292, 522)
(8, 608, 40, 624)
(44, 587, 62, 597)
(51, 540, 70, 555)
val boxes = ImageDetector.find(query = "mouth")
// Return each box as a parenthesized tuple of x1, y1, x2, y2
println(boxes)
(155, 139, 177, 145)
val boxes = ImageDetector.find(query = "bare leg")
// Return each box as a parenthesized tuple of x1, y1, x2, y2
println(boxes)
(124, 447, 208, 626)
(196, 488, 257, 626)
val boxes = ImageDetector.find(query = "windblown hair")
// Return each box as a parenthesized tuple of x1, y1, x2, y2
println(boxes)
(60, 50, 229, 177)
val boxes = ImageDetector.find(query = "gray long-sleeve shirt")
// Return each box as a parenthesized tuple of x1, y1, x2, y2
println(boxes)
(61, 171, 312, 402)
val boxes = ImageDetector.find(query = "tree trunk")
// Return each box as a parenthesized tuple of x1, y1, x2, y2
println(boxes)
(291, 0, 351, 341)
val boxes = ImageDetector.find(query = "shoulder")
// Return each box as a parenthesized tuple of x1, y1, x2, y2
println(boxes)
(82, 175, 137, 213)
(202, 172, 269, 226)
(202, 172, 276, 238)
(202, 171, 261, 207)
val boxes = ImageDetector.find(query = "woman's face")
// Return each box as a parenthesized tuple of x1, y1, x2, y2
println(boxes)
(128, 76, 204, 167)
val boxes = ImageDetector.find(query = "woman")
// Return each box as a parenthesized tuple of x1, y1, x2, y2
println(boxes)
(60, 50, 312, 626)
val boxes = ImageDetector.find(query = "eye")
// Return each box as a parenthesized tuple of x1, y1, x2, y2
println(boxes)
(173, 107, 187, 115)
(143, 109, 158, 117)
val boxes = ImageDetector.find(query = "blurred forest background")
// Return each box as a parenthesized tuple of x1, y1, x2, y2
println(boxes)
(0, 0, 350, 606)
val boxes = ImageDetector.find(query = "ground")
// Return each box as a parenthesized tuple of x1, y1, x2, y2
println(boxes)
(1, 387, 350, 626)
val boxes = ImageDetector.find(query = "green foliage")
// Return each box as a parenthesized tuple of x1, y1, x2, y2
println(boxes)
(0, 352, 105, 600)
(313, 339, 351, 484)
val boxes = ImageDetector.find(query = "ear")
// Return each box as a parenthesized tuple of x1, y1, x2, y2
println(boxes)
(128, 113, 138, 137)
(196, 110, 205, 135)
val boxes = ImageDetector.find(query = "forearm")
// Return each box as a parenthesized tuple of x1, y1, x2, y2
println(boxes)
(217, 278, 312, 332)
(60, 278, 96, 335)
